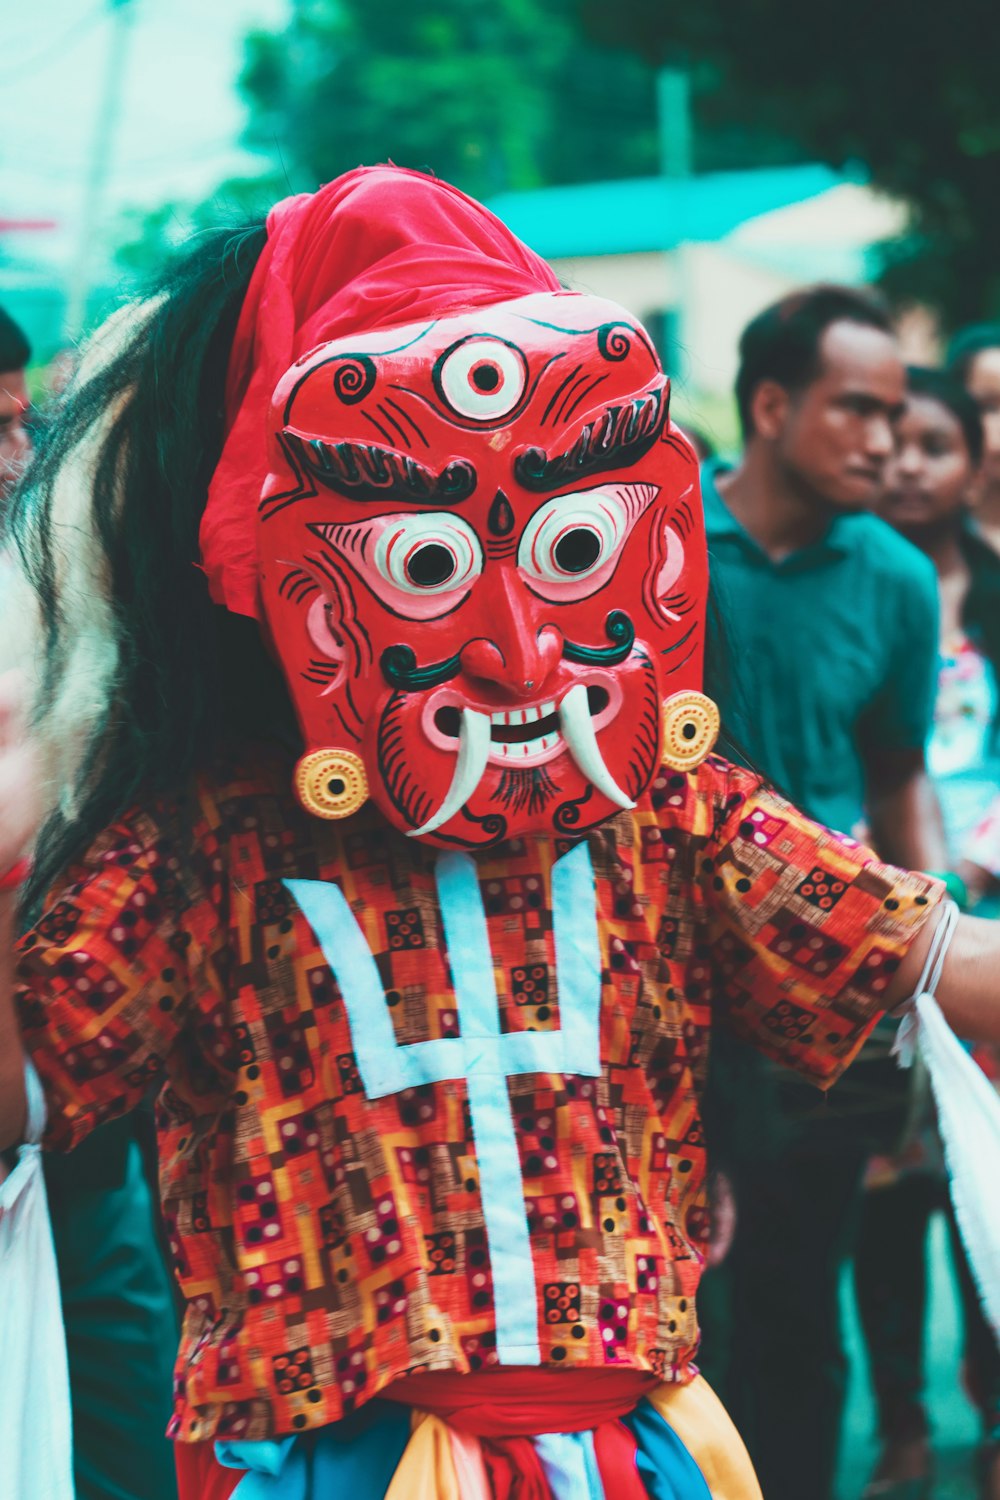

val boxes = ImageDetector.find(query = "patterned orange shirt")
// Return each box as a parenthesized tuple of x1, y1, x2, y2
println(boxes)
(14, 750, 941, 1443)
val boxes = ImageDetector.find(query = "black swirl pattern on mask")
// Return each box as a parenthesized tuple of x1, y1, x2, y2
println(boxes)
(597, 323, 632, 362)
(329, 354, 377, 404)
(553, 783, 595, 834)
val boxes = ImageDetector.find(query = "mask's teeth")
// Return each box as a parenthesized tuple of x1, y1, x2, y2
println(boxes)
(559, 683, 635, 811)
(408, 707, 492, 837)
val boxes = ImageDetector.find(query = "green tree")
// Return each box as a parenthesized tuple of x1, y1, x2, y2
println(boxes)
(579, 0, 1000, 323)
(113, 173, 283, 285)
(239, 0, 659, 202)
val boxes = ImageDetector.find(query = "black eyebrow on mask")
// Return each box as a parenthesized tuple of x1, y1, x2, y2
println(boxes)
(513, 386, 668, 493)
(283, 429, 477, 505)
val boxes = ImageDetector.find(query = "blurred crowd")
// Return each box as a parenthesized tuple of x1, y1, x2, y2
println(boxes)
(689, 289, 1000, 1500)
(2, 279, 999, 1500)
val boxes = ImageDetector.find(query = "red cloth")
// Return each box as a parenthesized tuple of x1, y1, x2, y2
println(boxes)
(200, 165, 559, 618)
(593, 1417, 649, 1500)
(383, 1367, 658, 1436)
(174, 1372, 652, 1498)
(174, 1440, 244, 1500)
(482, 1436, 554, 1499)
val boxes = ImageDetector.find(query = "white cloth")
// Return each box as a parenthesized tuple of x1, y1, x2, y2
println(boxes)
(893, 901, 1000, 1339)
(0, 1061, 73, 1499)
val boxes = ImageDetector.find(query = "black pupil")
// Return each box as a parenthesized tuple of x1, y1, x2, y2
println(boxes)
(682, 721, 697, 740)
(407, 543, 456, 588)
(434, 706, 461, 738)
(472, 364, 500, 391)
(554, 528, 602, 574)
(328, 777, 346, 796)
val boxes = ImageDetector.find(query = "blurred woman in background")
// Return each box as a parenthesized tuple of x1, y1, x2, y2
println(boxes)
(880, 368, 1000, 910)
(858, 366, 1000, 1500)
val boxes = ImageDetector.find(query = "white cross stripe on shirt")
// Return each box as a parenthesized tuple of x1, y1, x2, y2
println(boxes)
(284, 840, 602, 1365)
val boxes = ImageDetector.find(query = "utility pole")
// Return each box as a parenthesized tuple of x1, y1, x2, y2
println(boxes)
(656, 65, 694, 380)
(657, 67, 693, 180)
(63, 0, 136, 341)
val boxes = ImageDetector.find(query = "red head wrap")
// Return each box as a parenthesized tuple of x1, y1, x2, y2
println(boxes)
(200, 165, 560, 617)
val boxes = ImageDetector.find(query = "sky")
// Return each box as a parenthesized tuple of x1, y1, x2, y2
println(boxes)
(1, 0, 288, 281)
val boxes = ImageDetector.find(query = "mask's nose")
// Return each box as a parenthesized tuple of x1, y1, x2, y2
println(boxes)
(460, 566, 562, 697)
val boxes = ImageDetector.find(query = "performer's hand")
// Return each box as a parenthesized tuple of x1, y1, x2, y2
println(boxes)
(891, 905, 1000, 1043)
(0, 671, 40, 880)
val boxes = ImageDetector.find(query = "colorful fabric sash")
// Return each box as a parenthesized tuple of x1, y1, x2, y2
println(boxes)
(174, 1376, 762, 1500)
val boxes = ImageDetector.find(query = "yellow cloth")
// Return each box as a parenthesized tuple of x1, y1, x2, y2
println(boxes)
(647, 1376, 764, 1500)
(382, 1375, 762, 1499)
(383, 1412, 460, 1500)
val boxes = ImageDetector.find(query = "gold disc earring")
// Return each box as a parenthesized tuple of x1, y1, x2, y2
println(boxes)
(661, 691, 720, 772)
(294, 748, 369, 819)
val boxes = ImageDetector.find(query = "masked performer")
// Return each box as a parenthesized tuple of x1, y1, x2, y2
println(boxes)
(1, 168, 998, 1500)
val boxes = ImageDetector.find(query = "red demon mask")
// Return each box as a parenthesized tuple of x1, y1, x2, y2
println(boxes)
(257, 290, 711, 846)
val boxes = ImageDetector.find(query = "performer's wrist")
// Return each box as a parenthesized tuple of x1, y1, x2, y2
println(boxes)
(925, 869, 968, 911)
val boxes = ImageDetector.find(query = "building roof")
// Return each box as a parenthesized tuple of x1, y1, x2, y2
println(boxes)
(488, 164, 851, 259)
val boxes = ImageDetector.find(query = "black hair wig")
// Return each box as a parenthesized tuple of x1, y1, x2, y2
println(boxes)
(735, 284, 893, 440)
(3, 221, 302, 920)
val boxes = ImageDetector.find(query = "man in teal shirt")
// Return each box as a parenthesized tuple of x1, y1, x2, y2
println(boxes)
(703, 459, 940, 841)
(698, 286, 946, 1500)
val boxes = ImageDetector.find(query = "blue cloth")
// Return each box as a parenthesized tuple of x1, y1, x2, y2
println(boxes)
(218, 1437, 295, 1475)
(534, 1429, 605, 1498)
(625, 1397, 715, 1500)
(223, 1390, 719, 1498)
(225, 1403, 410, 1498)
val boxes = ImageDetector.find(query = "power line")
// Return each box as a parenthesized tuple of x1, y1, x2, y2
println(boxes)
(9, 3, 107, 81)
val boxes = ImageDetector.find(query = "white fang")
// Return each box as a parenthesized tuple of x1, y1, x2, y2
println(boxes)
(559, 684, 635, 811)
(408, 707, 492, 837)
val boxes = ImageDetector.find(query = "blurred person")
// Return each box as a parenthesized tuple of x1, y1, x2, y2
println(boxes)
(0, 308, 33, 1166)
(705, 285, 942, 859)
(948, 325, 1000, 559)
(857, 367, 1000, 1500)
(946, 325, 1000, 705)
(0, 305, 31, 502)
(880, 367, 1000, 907)
(697, 286, 948, 1500)
(5, 172, 1000, 1500)
(0, 307, 179, 1500)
